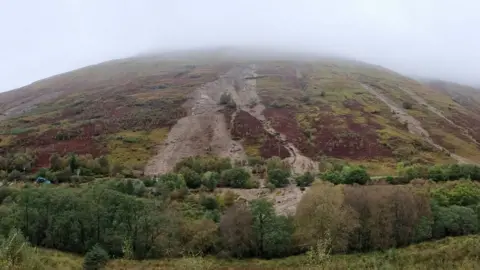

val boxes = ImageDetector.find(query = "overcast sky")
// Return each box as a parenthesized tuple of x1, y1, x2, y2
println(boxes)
(0, 0, 479, 92)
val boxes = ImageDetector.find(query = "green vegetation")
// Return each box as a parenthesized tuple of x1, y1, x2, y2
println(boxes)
(322, 165, 370, 185)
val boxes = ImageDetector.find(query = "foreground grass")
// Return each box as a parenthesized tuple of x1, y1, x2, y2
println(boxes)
(36, 235, 480, 270)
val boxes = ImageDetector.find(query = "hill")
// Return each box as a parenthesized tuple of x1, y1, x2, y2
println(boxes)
(1, 48, 480, 176)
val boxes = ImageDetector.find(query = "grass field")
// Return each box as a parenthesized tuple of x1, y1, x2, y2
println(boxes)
(36, 235, 480, 270)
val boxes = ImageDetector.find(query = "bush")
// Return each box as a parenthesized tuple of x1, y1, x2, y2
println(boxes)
(386, 176, 394, 184)
(322, 171, 342, 184)
(54, 168, 72, 183)
(83, 244, 109, 270)
(428, 166, 447, 182)
(202, 171, 219, 191)
(245, 178, 260, 189)
(268, 169, 291, 188)
(179, 167, 202, 189)
(266, 157, 289, 172)
(343, 167, 370, 185)
(158, 173, 186, 191)
(402, 101, 413, 109)
(432, 204, 478, 238)
(7, 170, 23, 181)
(200, 195, 219, 210)
(141, 177, 156, 187)
(175, 156, 232, 174)
(296, 172, 315, 187)
(221, 168, 251, 188)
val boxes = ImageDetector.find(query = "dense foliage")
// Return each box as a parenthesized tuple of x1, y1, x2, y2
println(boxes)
(3, 153, 480, 265)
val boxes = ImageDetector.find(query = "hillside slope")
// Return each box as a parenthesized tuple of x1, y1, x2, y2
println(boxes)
(1, 49, 480, 175)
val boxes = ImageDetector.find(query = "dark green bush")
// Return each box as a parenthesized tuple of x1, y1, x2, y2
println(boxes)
(295, 172, 315, 187)
(323, 171, 343, 184)
(268, 169, 290, 188)
(179, 167, 202, 189)
(343, 167, 370, 185)
(221, 168, 251, 188)
(158, 173, 186, 191)
(83, 244, 109, 270)
(200, 195, 219, 210)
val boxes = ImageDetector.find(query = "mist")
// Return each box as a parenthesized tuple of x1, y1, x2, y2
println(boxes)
(1, 0, 479, 92)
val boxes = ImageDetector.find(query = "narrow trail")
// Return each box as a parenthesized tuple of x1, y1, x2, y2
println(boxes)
(361, 83, 474, 164)
(398, 86, 480, 147)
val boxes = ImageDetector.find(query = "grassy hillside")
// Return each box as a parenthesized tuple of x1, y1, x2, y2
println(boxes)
(1, 49, 480, 176)
(32, 235, 480, 269)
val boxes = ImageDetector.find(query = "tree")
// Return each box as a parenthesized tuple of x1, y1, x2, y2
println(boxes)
(96, 156, 110, 175)
(83, 244, 109, 270)
(343, 167, 370, 185)
(219, 204, 254, 258)
(221, 168, 250, 188)
(179, 167, 202, 189)
(202, 171, 219, 191)
(49, 153, 63, 171)
(295, 183, 358, 253)
(69, 154, 78, 174)
(250, 199, 293, 258)
(268, 169, 290, 188)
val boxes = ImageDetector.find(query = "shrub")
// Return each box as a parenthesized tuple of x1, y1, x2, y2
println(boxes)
(179, 167, 202, 189)
(386, 176, 394, 184)
(141, 177, 156, 187)
(245, 178, 260, 189)
(432, 204, 478, 238)
(7, 170, 23, 181)
(266, 183, 276, 192)
(221, 168, 250, 188)
(200, 195, 219, 210)
(343, 167, 370, 185)
(266, 157, 290, 172)
(202, 171, 219, 191)
(402, 101, 413, 109)
(54, 168, 72, 183)
(428, 166, 447, 182)
(295, 172, 315, 187)
(322, 171, 342, 184)
(268, 169, 291, 188)
(83, 244, 109, 270)
(158, 173, 186, 191)
(175, 156, 232, 174)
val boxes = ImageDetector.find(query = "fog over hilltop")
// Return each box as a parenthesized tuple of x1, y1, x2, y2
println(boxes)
(1, 0, 479, 92)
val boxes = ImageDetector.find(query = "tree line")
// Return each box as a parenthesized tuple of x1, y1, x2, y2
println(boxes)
(1, 176, 480, 262)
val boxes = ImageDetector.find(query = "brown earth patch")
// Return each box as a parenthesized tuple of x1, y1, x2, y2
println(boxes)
(263, 106, 392, 159)
(232, 110, 290, 158)
(16, 122, 106, 168)
(263, 108, 314, 157)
